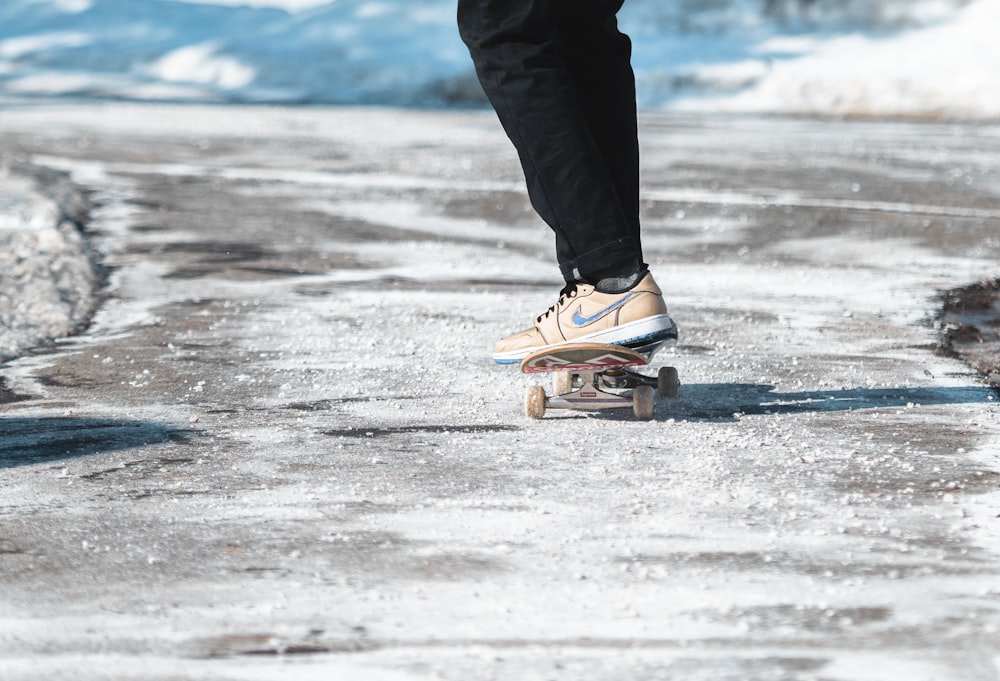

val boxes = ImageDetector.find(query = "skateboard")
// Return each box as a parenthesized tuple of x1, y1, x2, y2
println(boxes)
(520, 342, 679, 421)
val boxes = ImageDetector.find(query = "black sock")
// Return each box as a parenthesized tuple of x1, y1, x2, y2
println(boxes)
(593, 264, 648, 294)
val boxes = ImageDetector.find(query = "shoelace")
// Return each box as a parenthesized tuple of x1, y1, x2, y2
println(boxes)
(536, 282, 580, 322)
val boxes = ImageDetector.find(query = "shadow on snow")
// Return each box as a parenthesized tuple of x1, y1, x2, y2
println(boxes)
(0, 417, 192, 468)
(655, 383, 998, 422)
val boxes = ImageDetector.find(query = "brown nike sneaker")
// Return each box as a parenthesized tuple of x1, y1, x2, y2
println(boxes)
(493, 272, 678, 364)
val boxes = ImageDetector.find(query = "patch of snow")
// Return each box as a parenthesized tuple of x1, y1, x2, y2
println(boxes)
(0, 31, 92, 59)
(0, 168, 98, 361)
(148, 42, 255, 89)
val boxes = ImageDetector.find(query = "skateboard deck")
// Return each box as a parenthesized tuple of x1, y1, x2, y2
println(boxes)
(521, 342, 648, 374)
(519, 342, 678, 421)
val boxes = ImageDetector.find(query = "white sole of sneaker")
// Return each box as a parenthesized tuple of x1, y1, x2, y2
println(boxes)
(493, 314, 678, 365)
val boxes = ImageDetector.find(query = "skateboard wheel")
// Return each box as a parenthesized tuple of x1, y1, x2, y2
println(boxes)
(633, 385, 655, 421)
(657, 366, 679, 398)
(525, 385, 547, 420)
(552, 371, 573, 396)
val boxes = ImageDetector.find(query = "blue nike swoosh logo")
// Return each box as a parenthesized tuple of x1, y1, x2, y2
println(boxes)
(571, 294, 636, 327)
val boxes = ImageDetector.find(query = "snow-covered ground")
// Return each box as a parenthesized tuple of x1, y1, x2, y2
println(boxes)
(1, 0, 999, 118)
(2, 5, 1000, 678)
(1, 103, 1000, 681)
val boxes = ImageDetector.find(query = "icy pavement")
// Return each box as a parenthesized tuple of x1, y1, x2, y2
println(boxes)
(1, 102, 999, 681)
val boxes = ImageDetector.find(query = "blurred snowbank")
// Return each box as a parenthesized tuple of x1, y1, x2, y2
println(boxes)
(0, 0, 997, 118)
(661, 0, 1000, 118)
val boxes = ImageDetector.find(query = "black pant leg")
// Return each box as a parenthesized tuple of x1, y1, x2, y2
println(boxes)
(457, 0, 642, 283)
(553, 0, 642, 261)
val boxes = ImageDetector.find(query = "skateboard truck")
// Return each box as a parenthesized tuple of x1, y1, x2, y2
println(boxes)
(520, 342, 679, 421)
